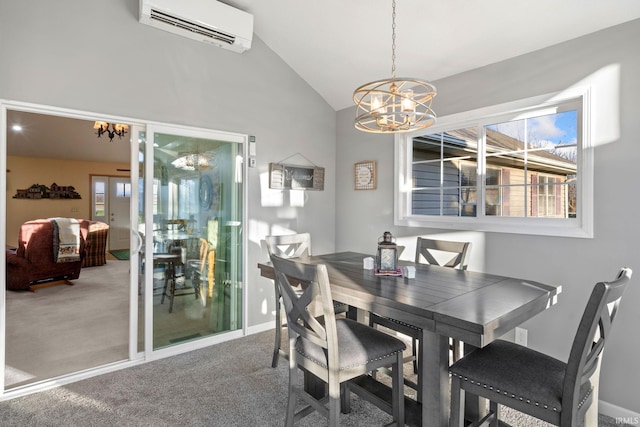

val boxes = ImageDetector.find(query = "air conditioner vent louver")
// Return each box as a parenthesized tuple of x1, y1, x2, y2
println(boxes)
(139, 0, 253, 53)
(150, 9, 235, 45)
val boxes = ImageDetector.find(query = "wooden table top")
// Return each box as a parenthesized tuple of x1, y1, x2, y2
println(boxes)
(258, 251, 561, 347)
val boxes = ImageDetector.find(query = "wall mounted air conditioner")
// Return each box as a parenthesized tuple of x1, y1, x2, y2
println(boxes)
(139, 0, 253, 53)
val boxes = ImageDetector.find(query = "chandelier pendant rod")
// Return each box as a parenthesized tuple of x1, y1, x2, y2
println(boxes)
(391, 0, 396, 81)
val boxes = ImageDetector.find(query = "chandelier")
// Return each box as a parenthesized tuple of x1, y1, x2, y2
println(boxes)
(171, 153, 214, 171)
(93, 121, 129, 141)
(353, 0, 436, 133)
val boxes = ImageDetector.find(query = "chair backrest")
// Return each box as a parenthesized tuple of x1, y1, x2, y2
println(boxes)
(18, 218, 89, 261)
(196, 238, 209, 274)
(414, 237, 471, 270)
(265, 233, 311, 259)
(269, 253, 339, 366)
(182, 237, 209, 272)
(166, 240, 185, 263)
(164, 219, 187, 231)
(562, 267, 632, 425)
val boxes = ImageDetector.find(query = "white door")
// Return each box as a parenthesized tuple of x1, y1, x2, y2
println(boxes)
(109, 177, 131, 251)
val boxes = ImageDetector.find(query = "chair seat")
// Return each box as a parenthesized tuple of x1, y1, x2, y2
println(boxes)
(449, 339, 592, 413)
(296, 318, 406, 370)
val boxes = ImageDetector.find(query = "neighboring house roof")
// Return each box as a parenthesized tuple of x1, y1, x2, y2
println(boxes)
(414, 128, 577, 175)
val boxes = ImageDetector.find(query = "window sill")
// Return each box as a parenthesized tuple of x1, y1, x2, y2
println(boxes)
(394, 215, 593, 239)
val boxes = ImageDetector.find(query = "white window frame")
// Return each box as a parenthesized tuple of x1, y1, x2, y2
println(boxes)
(394, 87, 593, 238)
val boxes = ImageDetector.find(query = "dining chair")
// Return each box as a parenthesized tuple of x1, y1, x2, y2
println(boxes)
(414, 237, 471, 270)
(266, 232, 312, 259)
(159, 240, 200, 313)
(163, 218, 187, 231)
(370, 238, 472, 374)
(265, 233, 348, 368)
(414, 237, 472, 362)
(270, 253, 406, 427)
(265, 233, 312, 368)
(449, 267, 632, 427)
(186, 237, 209, 289)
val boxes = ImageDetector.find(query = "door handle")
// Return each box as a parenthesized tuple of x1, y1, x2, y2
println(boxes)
(132, 229, 143, 254)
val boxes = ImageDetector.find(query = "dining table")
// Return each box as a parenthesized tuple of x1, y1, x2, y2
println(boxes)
(257, 251, 561, 427)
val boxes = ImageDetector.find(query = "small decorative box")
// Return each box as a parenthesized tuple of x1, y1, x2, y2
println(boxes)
(402, 266, 416, 278)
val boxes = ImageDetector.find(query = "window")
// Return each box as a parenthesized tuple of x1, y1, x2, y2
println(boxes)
(116, 182, 131, 197)
(177, 178, 199, 219)
(94, 181, 105, 217)
(536, 174, 558, 217)
(395, 89, 592, 237)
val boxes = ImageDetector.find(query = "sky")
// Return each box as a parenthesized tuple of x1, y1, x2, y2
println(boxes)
(529, 110, 577, 147)
(488, 110, 577, 148)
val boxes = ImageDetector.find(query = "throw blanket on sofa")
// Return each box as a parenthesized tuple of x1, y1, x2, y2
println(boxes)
(50, 218, 81, 263)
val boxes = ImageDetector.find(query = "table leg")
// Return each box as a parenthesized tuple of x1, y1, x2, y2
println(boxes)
(421, 329, 450, 427)
(168, 261, 176, 313)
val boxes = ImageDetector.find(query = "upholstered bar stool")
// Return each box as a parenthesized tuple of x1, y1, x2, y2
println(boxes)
(265, 233, 312, 367)
(449, 268, 631, 427)
(270, 253, 406, 427)
(265, 233, 349, 368)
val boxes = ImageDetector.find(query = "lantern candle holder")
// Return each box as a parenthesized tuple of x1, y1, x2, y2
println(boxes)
(375, 231, 402, 276)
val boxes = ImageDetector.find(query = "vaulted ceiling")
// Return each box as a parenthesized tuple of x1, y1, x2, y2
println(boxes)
(229, 0, 640, 110)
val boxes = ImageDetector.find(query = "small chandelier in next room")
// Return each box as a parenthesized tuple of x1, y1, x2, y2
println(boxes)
(94, 121, 129, 141)
(353, 0, 436, 134)
(171, 153, 214, 171)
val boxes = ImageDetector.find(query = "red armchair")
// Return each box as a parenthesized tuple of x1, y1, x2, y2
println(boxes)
(82, 221, 109, 267)
(6, 219, 89, 291)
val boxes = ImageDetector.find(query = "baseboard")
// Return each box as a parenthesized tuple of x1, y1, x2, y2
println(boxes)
(0, 358, 147, 402)
(599, 400, 640, 424)
(247, 321, 275, 335)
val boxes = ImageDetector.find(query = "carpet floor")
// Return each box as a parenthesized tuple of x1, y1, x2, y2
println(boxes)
(5, 255, 231, 390)
(4, 259, 130, 388)
(0, 330, 627, 426)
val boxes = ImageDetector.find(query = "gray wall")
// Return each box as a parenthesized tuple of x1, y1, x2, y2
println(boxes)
(336, 19, 640, 413)
(0, 0, 336, 329)
(3, 0, 639, 415)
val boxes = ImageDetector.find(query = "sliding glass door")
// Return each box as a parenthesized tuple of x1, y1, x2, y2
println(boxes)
(2, 101, 247, 397)
(2, 105, 132, 391)
(140, 125, 245, 351)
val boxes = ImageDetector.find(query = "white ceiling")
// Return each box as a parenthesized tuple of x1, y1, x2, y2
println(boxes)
(7, 110, 132, 164)
(7, 1, 640, 163)
(228, 0, 640, 111)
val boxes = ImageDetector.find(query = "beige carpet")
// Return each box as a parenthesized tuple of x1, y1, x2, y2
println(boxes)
(4, 258, 130, 388)
(5, 255, 222, 390)
(2, 259, 627, 425)
(0, 329, 625, 426)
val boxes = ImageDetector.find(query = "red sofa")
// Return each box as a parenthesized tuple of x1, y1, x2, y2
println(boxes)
(6, 219, 89, 291)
